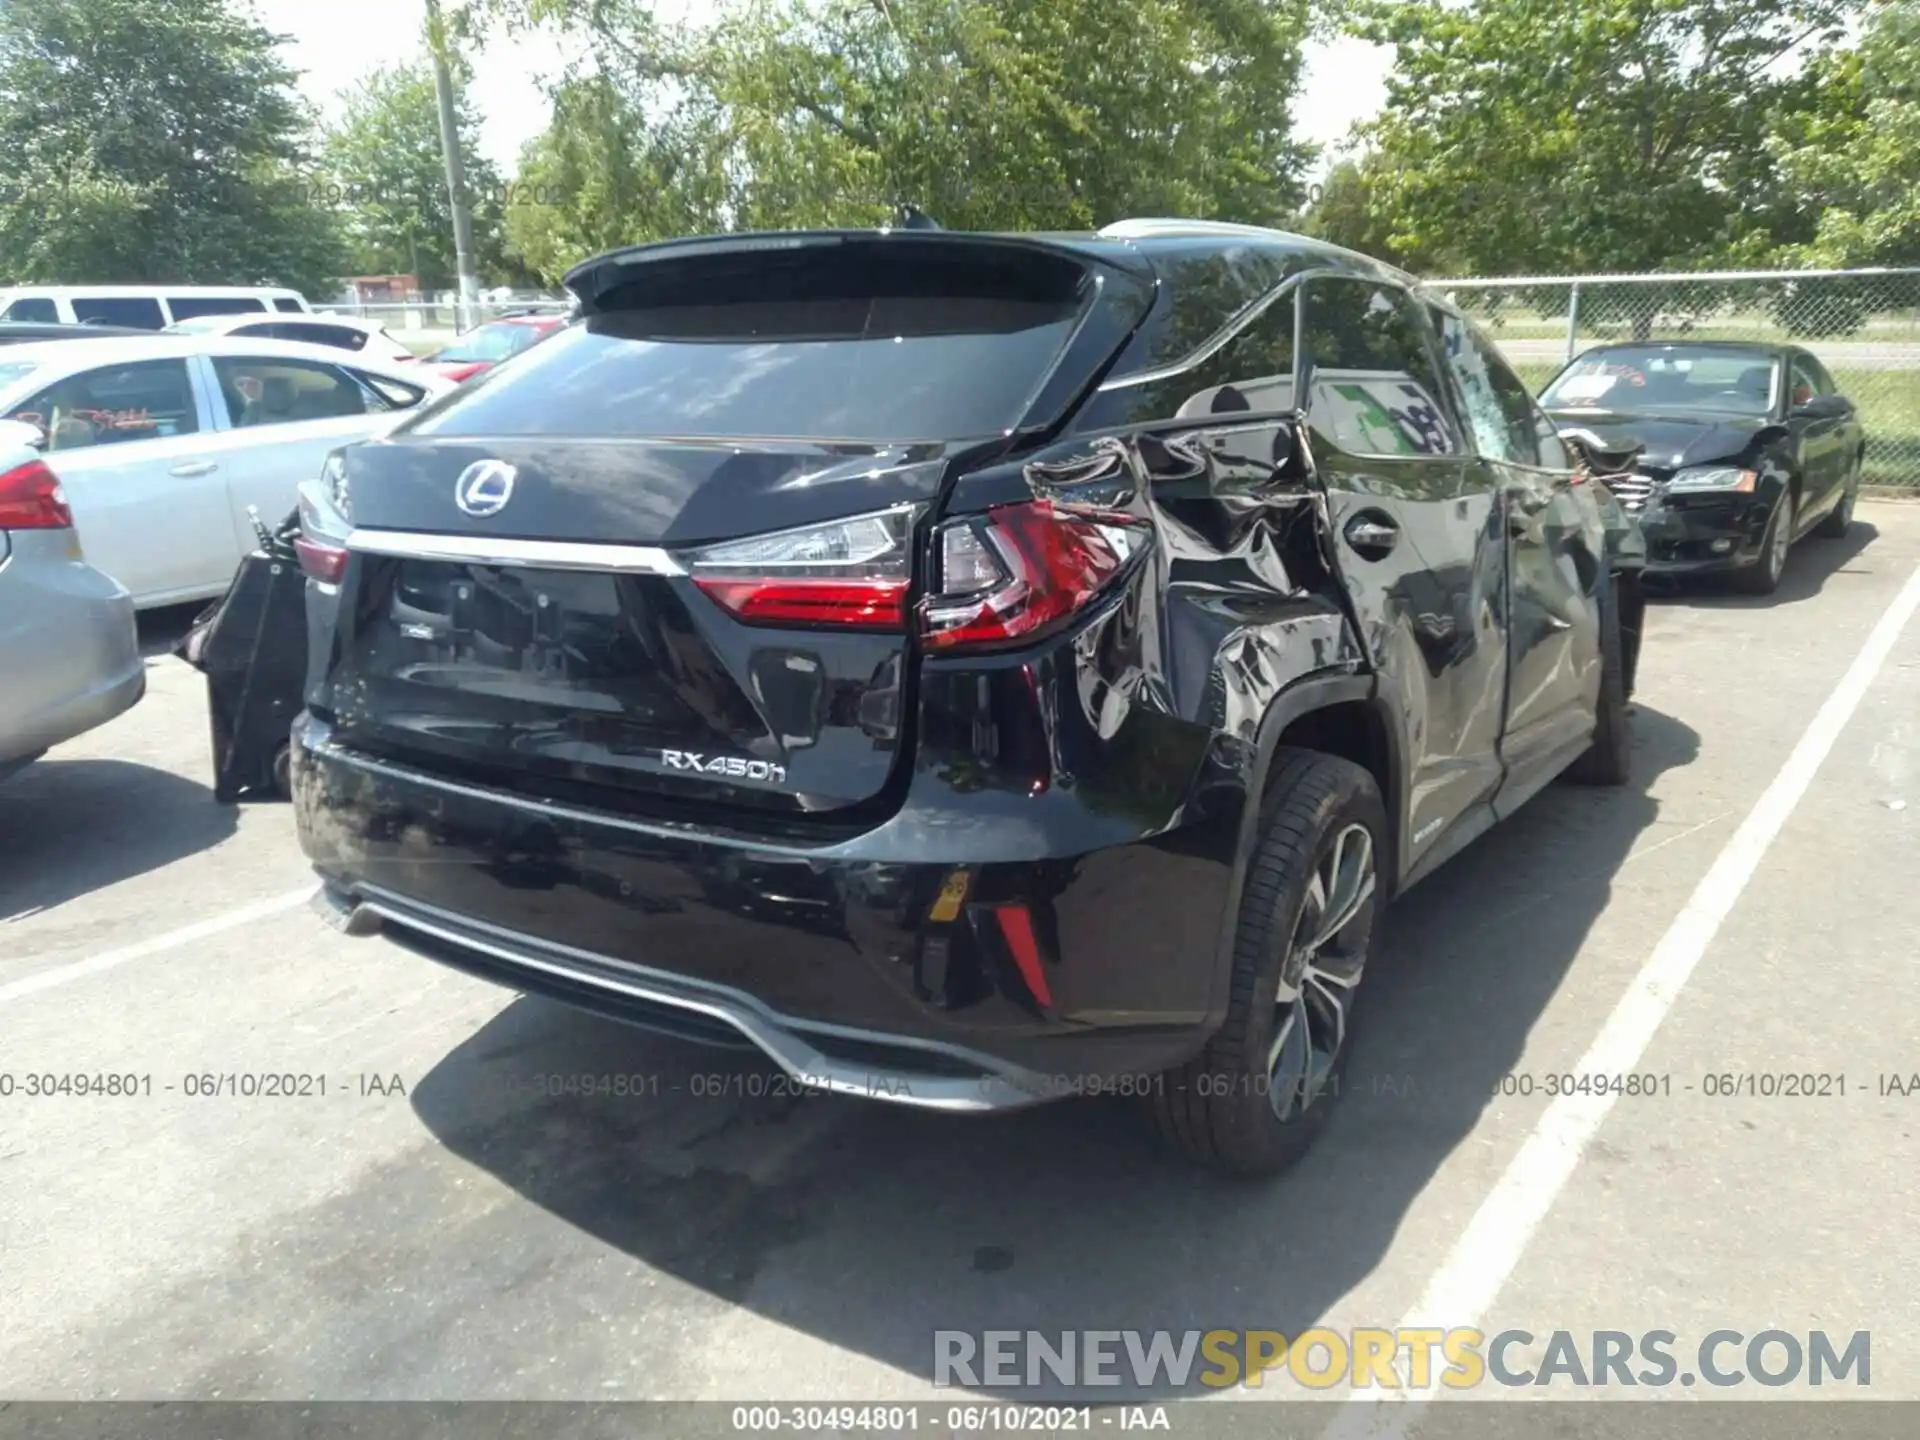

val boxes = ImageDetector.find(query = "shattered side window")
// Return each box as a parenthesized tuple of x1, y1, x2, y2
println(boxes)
(1431, 305, 1540, 466)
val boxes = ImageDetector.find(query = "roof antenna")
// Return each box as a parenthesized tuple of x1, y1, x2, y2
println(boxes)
(894, 203, 942, 230)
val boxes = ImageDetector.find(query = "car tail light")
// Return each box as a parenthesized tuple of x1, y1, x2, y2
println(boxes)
(295, 455, 352, 584)
(920, 500, 1145, 653)
(687, 507, 915, 628)
(0, 458, 73, 530)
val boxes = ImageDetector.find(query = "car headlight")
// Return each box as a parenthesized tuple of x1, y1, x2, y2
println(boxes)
(1667, 465, 1757, 493)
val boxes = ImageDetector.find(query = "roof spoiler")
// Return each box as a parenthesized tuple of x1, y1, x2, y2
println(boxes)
(560, 228, 1153, 317)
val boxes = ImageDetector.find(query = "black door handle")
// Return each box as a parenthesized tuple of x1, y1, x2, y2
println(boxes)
(1344, 514, 1400, 559)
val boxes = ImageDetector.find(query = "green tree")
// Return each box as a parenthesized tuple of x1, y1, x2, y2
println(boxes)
(481, 0, 1319, 281)
(503, 76, 732, 283)
(1298, 157, 1409, 265)
(702, 0, 1317, 230)
(1769, 0, 1920, 268)
(0, 0, 344, 293)
(322, 59, 511, 290)
(1348, 0, 1857, 278)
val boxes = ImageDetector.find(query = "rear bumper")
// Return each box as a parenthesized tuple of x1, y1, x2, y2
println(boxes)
(0, 545, 144, 770)
(293, 715, 1240, 1111)
(312, 882, 1054, 1110)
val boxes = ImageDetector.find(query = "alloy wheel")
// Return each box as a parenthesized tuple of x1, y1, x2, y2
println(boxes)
(1267, 822, 1377, 1120)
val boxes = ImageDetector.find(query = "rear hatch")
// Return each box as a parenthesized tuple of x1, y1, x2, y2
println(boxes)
(314, 232, 1154, 823)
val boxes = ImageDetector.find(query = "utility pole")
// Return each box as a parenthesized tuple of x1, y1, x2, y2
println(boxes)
(424, 0, 481, 332)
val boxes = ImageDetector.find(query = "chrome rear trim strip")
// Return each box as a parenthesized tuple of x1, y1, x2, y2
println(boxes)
(346, 528, 686, 575)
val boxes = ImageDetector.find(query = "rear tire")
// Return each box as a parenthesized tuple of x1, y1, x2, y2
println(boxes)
(1147, 749, 1387, 1176)
(270, 742, 293, 801)
(1563, 570, 1632, 787)
(1733, 488, 1794, 595)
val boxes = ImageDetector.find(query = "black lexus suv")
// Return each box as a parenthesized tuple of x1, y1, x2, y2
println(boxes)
(292, 220, 1645, 1174)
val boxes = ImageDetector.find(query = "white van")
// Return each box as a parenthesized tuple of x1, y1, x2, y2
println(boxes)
(0, 285, 312, 330)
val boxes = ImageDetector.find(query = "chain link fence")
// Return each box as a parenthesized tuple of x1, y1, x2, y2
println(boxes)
(1423, 268, 1920, 491)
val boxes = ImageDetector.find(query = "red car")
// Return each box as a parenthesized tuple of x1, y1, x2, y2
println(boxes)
(422, 313, 568, 383)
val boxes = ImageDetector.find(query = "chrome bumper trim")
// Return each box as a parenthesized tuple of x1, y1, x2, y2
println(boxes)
(345, 528, 686, 575)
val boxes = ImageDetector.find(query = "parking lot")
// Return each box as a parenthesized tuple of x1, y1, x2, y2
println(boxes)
(3, 504, 1918, 1411)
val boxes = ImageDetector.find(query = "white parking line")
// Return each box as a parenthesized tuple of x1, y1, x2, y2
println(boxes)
(0, 885, 317, 1007)
(1323, 561, 1920, 1438)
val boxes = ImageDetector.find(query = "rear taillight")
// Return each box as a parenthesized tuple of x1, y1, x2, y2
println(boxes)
(920, 500, 1144, 653)
(296, 455, 352, 584)
(687, 507, 915, 629)
(294, 533, 349, 585)
(0, 458, 73, 531)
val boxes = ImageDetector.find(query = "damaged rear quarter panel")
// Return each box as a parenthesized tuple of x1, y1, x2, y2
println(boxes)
(935, 422, 1364, 807)
(910, 422, 1374, 1029)
(910, 421, 1366, 1026)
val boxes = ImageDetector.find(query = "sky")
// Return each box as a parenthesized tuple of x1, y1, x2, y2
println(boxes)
(258, 0, 1392, 177)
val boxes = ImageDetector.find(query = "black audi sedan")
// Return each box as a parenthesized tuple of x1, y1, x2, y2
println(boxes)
(1539, 341, 1866, 593)
(292, 220, 1644, 1174)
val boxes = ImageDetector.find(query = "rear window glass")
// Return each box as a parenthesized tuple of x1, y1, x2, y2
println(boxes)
(72, 296, 164, 328)
(410, 245, 1090, 442)
(350, 369, 427, 408)
(1103, 245, 1299, 382)
(311, 324, 367, 350)
(3, 297, 58, 322)
(0, 361, 42, 392)
(273, 297, 307, 313)
(168, 295, 267, 320)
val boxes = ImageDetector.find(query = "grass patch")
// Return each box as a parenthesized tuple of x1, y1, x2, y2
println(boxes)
(1514, 361, 1560, 393)
(1835, 367, 1920, 489)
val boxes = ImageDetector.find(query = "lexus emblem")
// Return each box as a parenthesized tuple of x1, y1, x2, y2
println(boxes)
(454, 460, 517, 517)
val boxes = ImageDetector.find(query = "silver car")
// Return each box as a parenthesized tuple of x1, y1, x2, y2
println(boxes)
(0, 335, 452, 609)
(0, 419, 144, 781)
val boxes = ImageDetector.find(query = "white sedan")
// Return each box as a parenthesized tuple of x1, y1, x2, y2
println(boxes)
(0, 335, 454, 608)
(163, 310, 420, 366)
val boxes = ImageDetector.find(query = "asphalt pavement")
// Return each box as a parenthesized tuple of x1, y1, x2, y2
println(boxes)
(2, 505, 1917, 1421)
